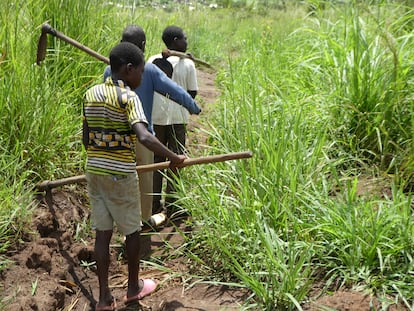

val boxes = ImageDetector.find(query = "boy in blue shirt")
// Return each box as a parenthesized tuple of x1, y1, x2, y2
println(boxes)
(103, 25, 201, 223)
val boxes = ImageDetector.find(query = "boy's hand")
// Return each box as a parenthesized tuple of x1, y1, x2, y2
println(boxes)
(169, 154, 186, 168)
(194, 104, 202, 115)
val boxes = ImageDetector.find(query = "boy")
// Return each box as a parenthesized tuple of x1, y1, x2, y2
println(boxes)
(148, 25, 198, 218)
(103, 25, 201, 224)
(84, 41, 186, 310)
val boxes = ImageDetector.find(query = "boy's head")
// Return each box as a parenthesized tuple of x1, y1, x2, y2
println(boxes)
(109, 42, 145, 89)
(162, 26, 187, 53)
(121, 25, 146, 52)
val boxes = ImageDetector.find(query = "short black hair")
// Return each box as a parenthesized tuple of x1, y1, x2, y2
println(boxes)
(121, 25, 146, 50)
(109, 42, 144, 73)
(162, 26, 184, 48)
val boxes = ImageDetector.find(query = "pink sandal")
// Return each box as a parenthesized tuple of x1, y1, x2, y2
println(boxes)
(124, 279, 157, 304)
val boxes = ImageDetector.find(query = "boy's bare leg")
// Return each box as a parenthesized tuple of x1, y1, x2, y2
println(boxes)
(125, 230, 141, 297)
(95, 230, 114, 308)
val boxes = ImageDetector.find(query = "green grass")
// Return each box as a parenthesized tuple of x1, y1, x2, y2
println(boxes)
(177, 2, 414, 310)
(1, 1, 414, 310)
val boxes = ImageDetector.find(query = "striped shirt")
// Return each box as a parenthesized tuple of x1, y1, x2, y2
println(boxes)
(83, 77, 148, 175)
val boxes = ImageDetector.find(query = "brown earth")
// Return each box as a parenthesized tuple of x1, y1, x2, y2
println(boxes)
(0, 69, 409, 311)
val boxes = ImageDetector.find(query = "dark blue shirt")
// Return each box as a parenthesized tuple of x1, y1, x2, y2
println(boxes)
(104, 62, 201, 134)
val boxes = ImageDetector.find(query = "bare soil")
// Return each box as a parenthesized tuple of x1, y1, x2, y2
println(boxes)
(0, 69, 409, 311)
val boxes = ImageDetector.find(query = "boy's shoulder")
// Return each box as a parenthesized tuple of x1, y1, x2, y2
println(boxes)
(177, 56, 194, 65)
(86, 82, 105, 93)
(144, 61, 161, 73)
(86, 79, 137, 99)
(144, 61, 171, 79)
(147, 53, 162, 63)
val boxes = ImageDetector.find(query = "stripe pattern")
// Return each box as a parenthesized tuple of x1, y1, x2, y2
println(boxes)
(84, 78, 147, 175)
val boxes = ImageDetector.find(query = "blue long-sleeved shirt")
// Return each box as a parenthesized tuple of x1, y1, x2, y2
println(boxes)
(104, 62, 201, 134)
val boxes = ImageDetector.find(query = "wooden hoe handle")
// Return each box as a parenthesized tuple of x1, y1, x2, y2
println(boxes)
(40, 23, 110, 64)
(162, 49, 213, 69)
(37, 151, 253, 191)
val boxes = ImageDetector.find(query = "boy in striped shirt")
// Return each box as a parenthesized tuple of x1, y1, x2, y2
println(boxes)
(83, 41, 185, 311)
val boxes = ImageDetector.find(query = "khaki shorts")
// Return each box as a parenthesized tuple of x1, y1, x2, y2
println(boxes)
(86, 172, 141, 236)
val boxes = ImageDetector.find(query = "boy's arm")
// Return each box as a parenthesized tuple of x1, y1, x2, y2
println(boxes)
(82, 101, 89, 149)
(103, 65, 111, 82)
(186, 59, 198, 99)
(150, 63, 201, 114)
(132, 122, 186, 165)
(82, 118, 89, 149)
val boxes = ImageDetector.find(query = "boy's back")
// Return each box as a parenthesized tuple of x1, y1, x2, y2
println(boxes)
(168, 56, 197, 94)
(84, 77, 148, 175)
(148, 54, 197, 125)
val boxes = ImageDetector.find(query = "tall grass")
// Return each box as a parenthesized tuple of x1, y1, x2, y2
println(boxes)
(0, 0, 113, 251)
(293, 4, 414, 174)
(176, 2, 414, 310)
(2, 0, 414, 310)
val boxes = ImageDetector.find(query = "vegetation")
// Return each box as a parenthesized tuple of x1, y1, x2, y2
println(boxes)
(1, 0, 414, 310)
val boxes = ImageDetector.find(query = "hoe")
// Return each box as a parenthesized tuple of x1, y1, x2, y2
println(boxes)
(36, 22, 213, 68)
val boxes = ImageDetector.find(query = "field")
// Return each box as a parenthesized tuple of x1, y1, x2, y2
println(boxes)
(1, 1, 414, 310)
